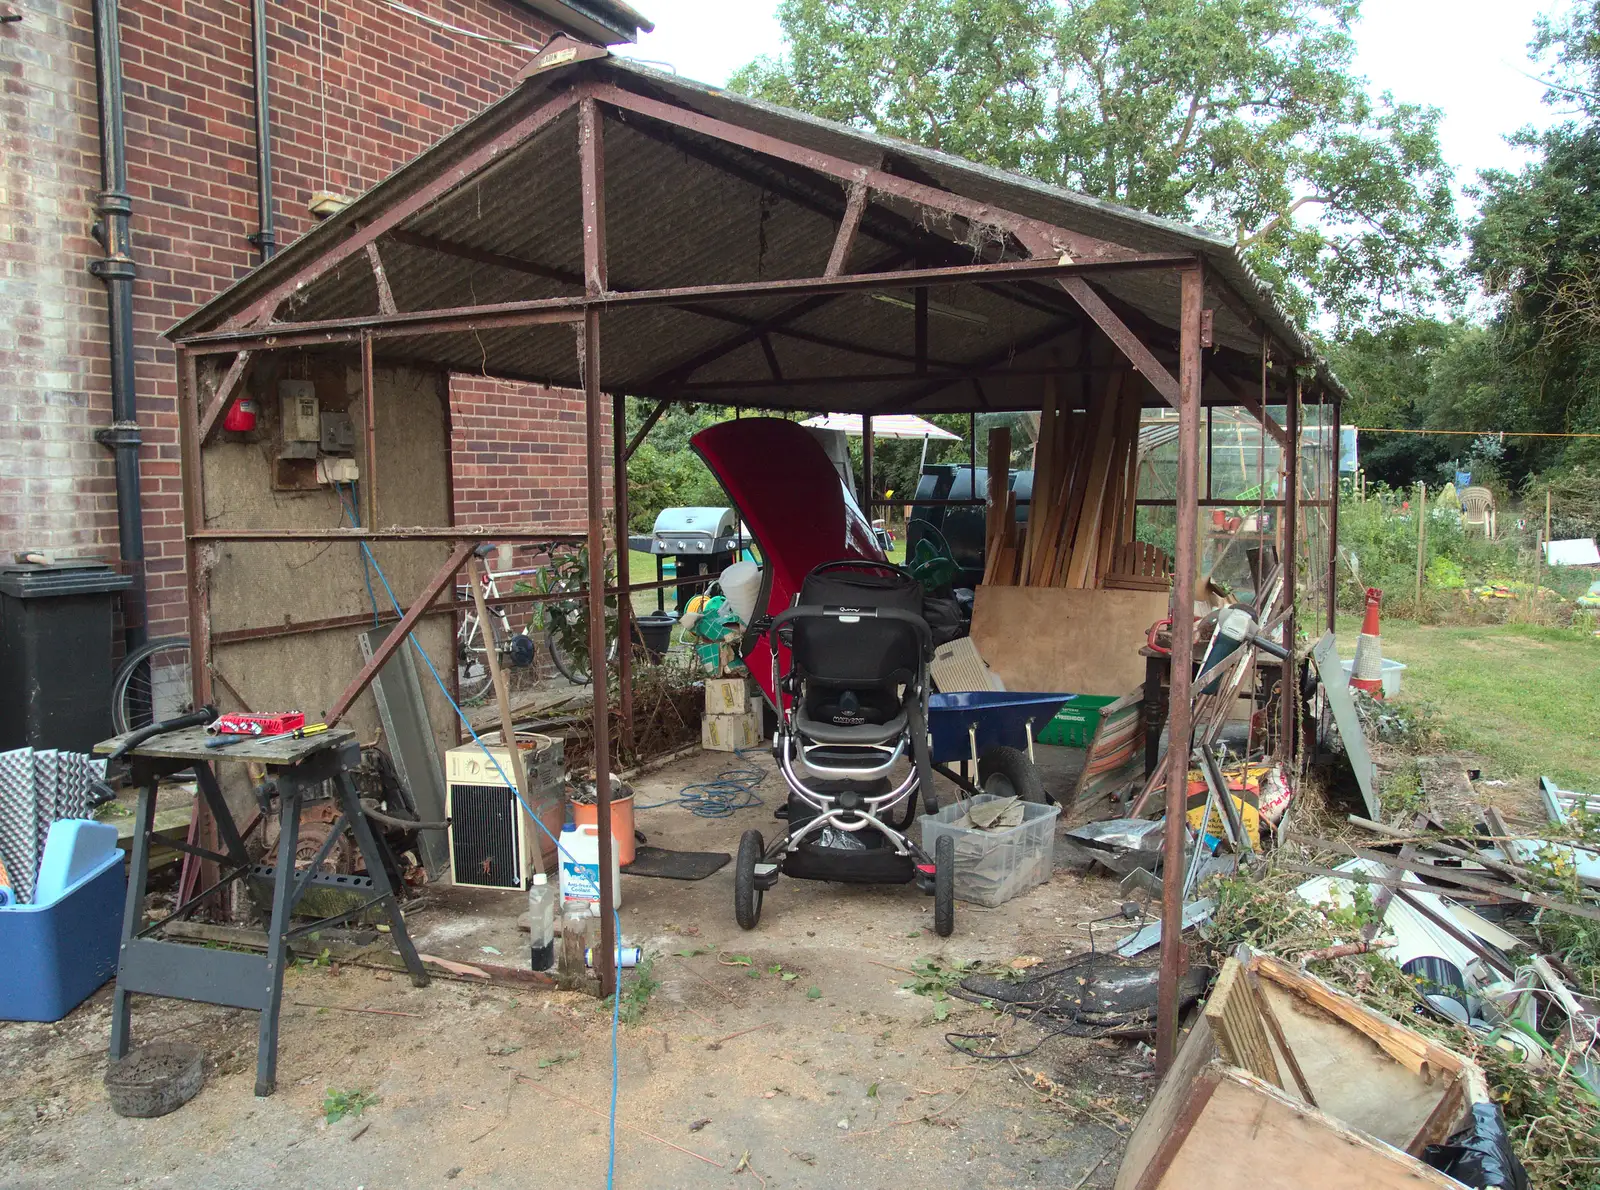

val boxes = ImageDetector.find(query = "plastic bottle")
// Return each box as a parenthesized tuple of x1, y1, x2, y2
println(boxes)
(559, 900, 590, 977)
(557, 821, 622, 915)
(527, 872, 555, 972)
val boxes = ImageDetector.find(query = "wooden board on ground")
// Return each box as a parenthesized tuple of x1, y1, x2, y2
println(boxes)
(1115, 950, 1485, 1190)
(970, 586, 1168, 696)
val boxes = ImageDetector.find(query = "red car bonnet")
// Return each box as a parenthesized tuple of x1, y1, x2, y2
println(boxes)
(690, 417, 886, 707)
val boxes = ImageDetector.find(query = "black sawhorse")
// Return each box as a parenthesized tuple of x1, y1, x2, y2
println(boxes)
(95, 724, 429, 1096)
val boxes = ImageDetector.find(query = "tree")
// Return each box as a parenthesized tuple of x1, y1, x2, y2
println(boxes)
(1462, 2, 1600, 474)
(731, 0, 1459, 328)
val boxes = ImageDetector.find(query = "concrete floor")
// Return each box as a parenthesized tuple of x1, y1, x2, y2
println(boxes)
(0, 745, 1154, 1190)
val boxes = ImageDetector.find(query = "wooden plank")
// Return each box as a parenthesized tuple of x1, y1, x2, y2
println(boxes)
(1204, 959, 1282, 1087)
(1242, 961, 1318, 1105)
(1021, 379, 1058, 583)
(1067, 375, 1124, 588)
(468, 558, 540, 876)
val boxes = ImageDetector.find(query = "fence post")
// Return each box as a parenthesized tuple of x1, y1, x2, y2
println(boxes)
(1415, 481, 1427, 620)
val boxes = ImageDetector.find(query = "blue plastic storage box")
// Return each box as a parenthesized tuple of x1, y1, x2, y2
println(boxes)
(0, 819, 125, 1022)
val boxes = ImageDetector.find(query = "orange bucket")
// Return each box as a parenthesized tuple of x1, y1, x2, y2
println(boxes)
(572, 793, 635, 866)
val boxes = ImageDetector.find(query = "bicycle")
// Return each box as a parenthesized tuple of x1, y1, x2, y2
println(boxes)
(455, 543, 618, 701)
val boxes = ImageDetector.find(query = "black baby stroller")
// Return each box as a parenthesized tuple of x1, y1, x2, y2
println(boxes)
(733, 560, 955, 936)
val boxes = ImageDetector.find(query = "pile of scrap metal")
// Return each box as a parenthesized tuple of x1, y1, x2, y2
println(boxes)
(1279, 776, 1600, 1105)
(1117, 946, 1529, 1190)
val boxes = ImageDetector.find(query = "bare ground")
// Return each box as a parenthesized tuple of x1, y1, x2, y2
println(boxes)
(0, 747, 1150, 1190)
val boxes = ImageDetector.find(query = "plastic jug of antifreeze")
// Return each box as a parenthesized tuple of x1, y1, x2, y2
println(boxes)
(558, 822, 621, 915)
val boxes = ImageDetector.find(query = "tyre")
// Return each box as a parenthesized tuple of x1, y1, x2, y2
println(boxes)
(111, 637, 192, 734)
(977, 745, 1048, 804)
(457, 612, 508, 703)
(735, 829, 765, 930)
(933, 834, 955, 937)
(546, 604, 621, 686)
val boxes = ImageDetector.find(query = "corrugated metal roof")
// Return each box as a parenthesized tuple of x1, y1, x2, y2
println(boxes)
(171, 53, 1345, 411)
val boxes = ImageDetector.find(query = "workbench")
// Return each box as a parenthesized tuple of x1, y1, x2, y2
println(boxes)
(95, 724, 429, 1096)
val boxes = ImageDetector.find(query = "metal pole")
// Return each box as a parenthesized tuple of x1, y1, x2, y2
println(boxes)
(614, 390, 634, 757)
(583, 309, 616, 999)
(862, 414, 874, 517)
(178, 348, 211, 708)
(579, 94, 617, 998)
(1328, 395, 1341, 634)
(249, 0, 277, 259)
(90, 0, 146, 658)
(362, 332, 377, 528)
(1157, 264, 1204, 1072)
(1278, 377, 1300, 762)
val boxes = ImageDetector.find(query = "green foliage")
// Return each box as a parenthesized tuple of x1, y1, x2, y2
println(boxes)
(732, 0, 1459, 328)
(601, 958, 659, 1025)
(1334, 487, 1525, 614)
(623, 400, 737, 533)
(900, 956, 980, 1020)
(322, 1087, 379, 1124)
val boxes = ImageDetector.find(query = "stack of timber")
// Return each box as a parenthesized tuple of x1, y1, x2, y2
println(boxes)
(984, 374, 1160, 591)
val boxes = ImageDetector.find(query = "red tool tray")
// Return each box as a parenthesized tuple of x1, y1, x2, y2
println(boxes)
(210, 712, 305, 736)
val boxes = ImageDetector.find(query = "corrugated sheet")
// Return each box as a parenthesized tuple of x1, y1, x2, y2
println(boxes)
(171, 55, 1345, 409)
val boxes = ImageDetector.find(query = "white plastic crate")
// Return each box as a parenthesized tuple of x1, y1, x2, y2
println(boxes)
(921, 795, 1060, 907)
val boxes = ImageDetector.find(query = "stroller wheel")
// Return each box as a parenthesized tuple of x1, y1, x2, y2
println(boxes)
(735, 829, 765, 930)
(977, 745, 1047, 804)
(933, 834, 955, 937)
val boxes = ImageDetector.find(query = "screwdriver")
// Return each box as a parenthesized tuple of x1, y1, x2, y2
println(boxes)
(205, 722, 328, 749)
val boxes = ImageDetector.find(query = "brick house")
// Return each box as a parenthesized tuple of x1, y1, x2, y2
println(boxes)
(0, 0, 650, 650)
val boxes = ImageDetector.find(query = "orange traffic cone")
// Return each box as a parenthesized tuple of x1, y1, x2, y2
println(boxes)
(1350, 587, 1385, 698)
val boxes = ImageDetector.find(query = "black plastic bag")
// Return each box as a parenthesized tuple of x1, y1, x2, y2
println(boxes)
(1422, 1103, 1529, 1190)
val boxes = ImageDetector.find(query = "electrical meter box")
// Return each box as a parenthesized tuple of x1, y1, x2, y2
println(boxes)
(320, 410, 356, 454)
(279, 380, 320, 442)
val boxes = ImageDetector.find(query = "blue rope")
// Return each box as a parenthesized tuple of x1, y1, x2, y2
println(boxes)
(338, 484, 382, 628)
(334, 496, 630, 1190)
(633, 746, 766, 817)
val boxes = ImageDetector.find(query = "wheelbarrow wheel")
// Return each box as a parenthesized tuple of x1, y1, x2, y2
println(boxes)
(735, 829, 764, 930)
(933, 834, 955, 937)
(978, 746, 1047, 804)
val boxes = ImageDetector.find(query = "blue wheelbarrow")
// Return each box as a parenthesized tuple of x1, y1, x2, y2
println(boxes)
(927, 691, 1074, 804)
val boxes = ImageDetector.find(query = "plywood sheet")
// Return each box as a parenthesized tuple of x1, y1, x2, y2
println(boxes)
(971, 586, 1168, 695)
(1155, 1070, 1464, 1190)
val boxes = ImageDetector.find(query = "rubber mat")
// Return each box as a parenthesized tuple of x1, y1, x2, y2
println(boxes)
(621, 845, 730, 880)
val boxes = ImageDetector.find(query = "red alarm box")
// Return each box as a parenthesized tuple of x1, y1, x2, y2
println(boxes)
(222, 397, 258, 432)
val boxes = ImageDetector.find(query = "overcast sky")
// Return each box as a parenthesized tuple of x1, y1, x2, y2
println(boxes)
(618, 0, 1576, 194)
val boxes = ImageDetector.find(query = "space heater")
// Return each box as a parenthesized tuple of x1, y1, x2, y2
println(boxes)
(445, 731, 564, 891)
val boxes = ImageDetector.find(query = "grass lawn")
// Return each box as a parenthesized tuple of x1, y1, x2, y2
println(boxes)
(1335, 615, 1600, 789)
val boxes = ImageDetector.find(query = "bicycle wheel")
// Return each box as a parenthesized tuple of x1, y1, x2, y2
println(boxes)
(111, 637, 193, 734)
(545, 602, 620, 685)
(457, 610, 509, 703)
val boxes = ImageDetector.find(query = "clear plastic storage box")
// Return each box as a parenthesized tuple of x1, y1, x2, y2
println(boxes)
(921, 795, 1060, 907)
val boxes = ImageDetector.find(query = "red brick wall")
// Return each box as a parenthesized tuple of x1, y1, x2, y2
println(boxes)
(0, 0, 597, 642)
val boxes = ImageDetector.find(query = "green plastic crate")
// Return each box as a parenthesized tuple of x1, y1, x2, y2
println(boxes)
(1033, 694, 1119, 748)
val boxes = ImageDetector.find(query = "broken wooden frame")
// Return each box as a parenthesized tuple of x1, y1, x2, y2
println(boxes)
(166, 66, 1341, 1034)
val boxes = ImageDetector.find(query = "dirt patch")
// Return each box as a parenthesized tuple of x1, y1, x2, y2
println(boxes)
(2, 747, 1142, 1190)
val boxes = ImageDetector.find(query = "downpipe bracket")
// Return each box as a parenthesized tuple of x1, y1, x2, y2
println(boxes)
(95, 420, 142, 450)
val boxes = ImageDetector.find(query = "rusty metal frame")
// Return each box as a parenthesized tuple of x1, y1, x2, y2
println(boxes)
(1156, 262, 1204, 1073)
(181, 254, 1194, 355)
(168, 74, 1329, 1026)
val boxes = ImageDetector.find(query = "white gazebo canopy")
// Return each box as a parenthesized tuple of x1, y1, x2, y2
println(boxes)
(800, 413, 962, 440)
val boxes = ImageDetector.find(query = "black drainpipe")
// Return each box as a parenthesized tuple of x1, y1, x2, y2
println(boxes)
(89, 0, 145, 655)
(250, 0, 276, 260)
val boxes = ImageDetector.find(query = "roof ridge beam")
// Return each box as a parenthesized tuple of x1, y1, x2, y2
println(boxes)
(587, 82, 1140, 265)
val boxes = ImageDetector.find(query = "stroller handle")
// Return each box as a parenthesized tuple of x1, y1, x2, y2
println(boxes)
(768, 603, 933, 653)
